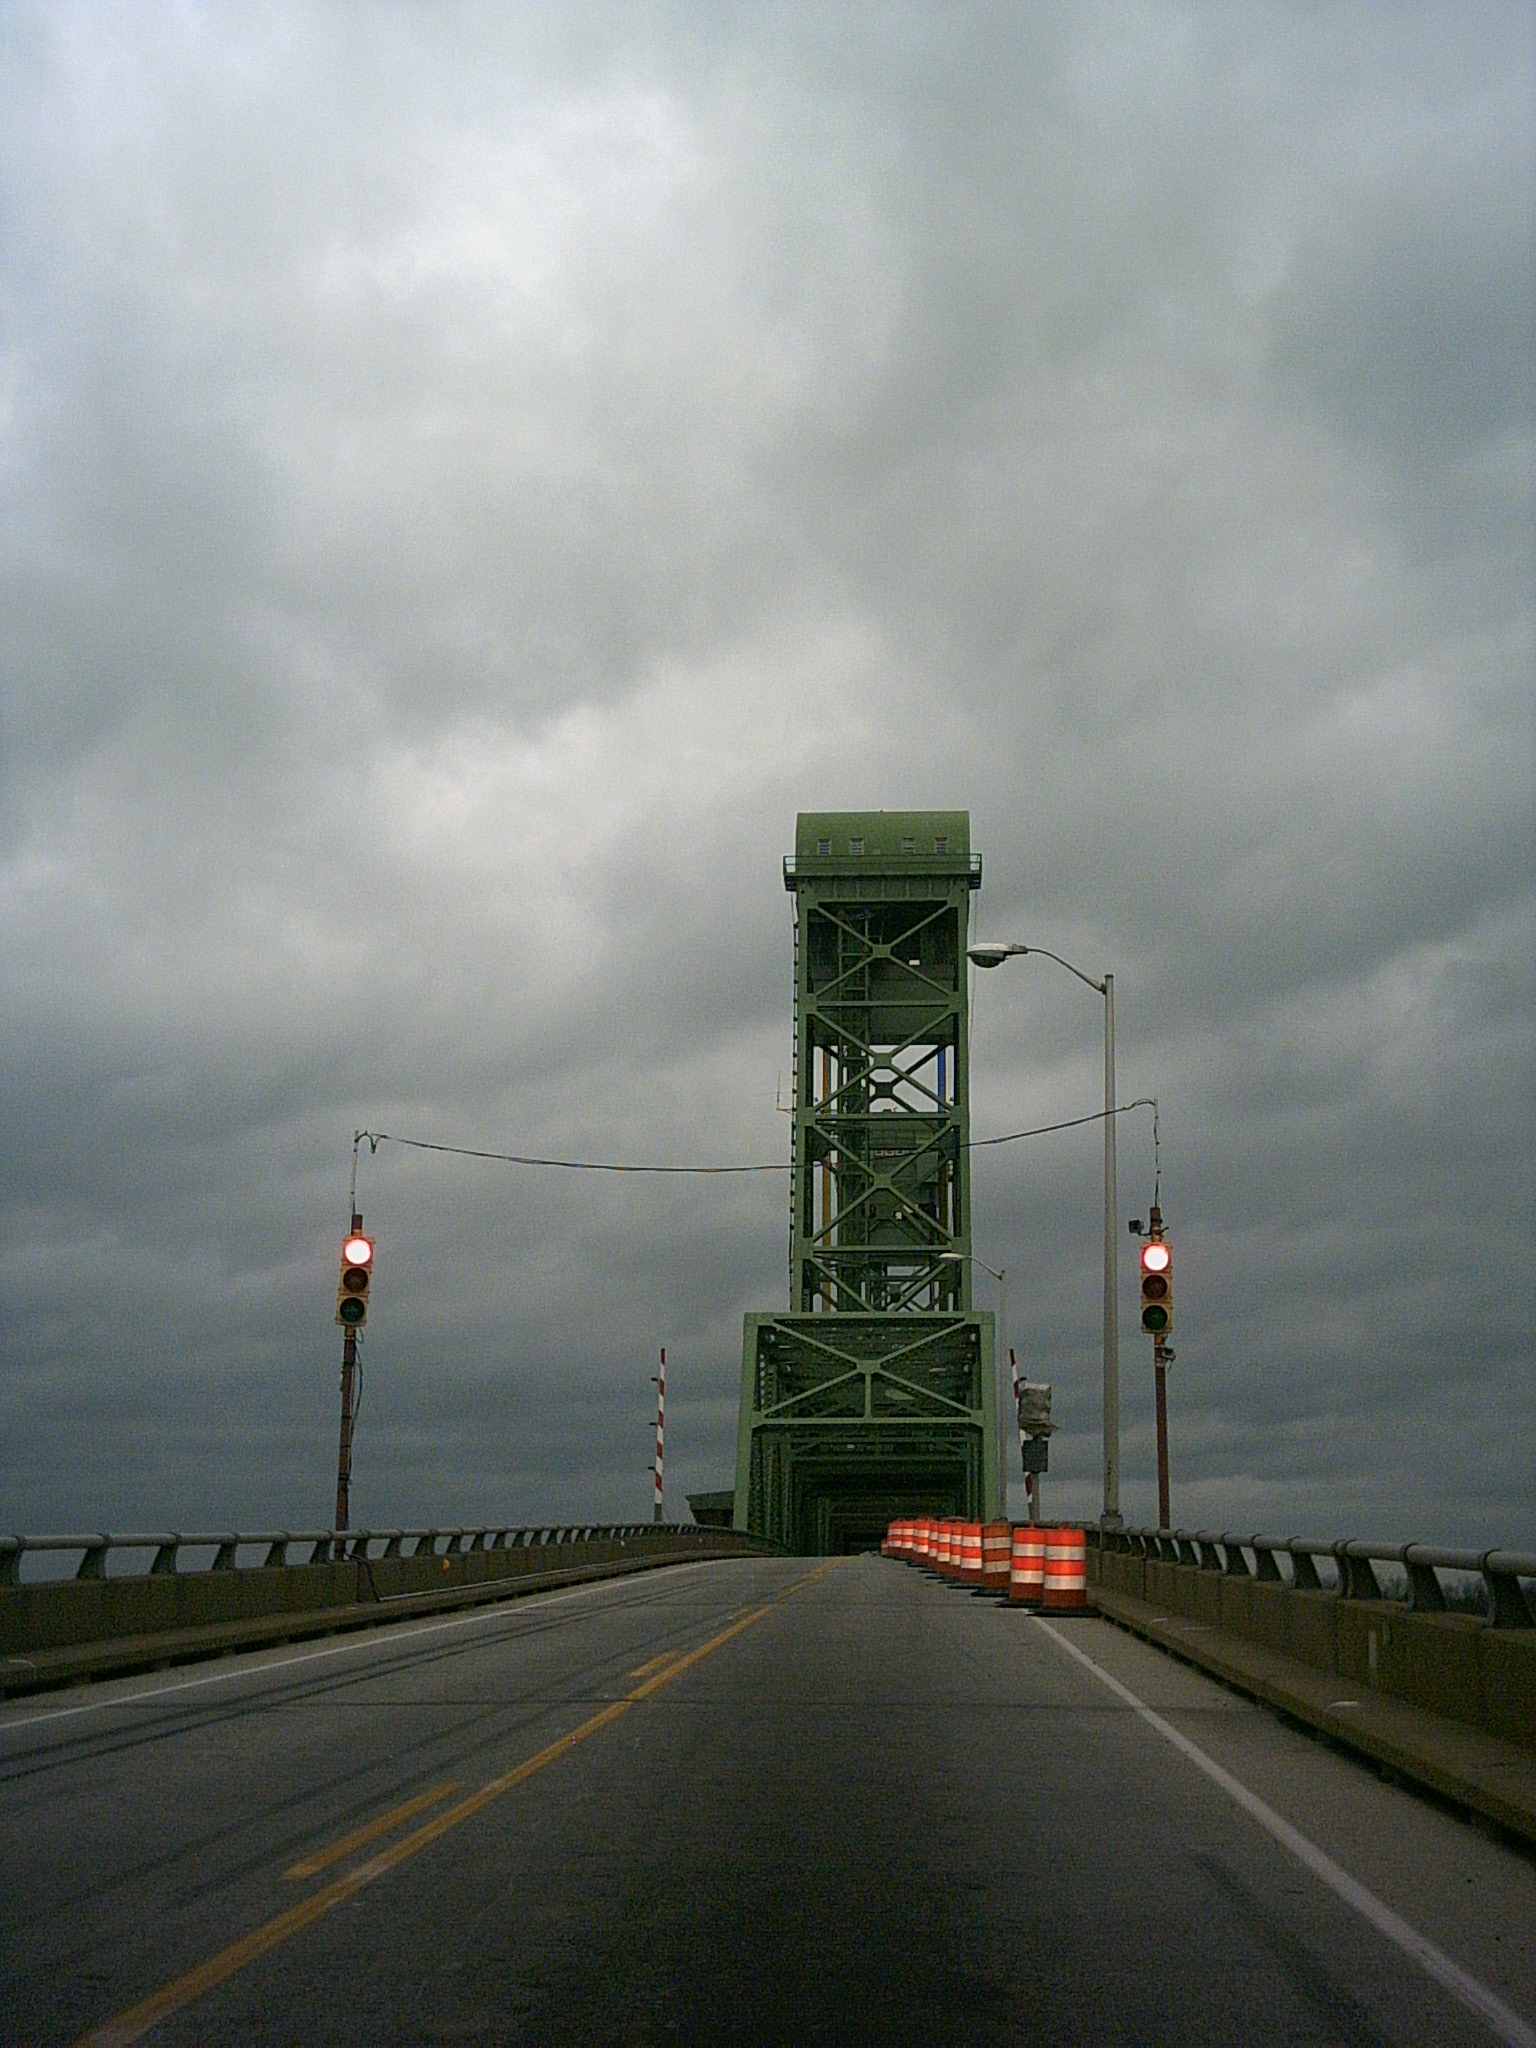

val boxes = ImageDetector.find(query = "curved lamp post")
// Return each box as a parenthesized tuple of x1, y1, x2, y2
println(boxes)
(969, 941, 1122, 1528)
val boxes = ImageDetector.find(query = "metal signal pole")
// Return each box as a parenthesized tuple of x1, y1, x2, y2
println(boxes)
(335, 1332, 357, 1532)
(332, 1208, 374, 1538)
(334, 1210, 363, 1533)
(1154, 1344, 1172, 1530)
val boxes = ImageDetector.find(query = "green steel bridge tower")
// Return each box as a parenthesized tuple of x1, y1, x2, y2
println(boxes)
(734, 811, 998, 1553)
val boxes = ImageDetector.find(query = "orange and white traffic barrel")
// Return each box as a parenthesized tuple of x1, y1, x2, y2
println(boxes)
(959, 1522, 984, 1585)
(1042, 1527, 1088, 1612)
(1008, 1526, 1045, 1606)
(981, 1521, 1012, 1593)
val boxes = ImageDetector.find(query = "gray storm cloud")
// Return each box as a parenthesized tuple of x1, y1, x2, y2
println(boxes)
(1, 3, 1530, 1544)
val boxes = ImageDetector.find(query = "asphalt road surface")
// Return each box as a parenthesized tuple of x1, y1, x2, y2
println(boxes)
(3, 1554, 1533, 2047)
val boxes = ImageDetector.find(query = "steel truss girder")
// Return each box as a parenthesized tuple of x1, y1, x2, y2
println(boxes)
(737, 814, 987, 1551)
(735, 1310, 997, 1551)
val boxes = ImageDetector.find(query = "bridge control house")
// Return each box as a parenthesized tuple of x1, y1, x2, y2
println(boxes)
(734, 812, 999, 1553)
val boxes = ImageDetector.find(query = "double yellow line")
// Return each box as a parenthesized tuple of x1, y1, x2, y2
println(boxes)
(74, 1559, 839, 2048)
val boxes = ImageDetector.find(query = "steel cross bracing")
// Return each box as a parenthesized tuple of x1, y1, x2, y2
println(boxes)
(797, 897, 969, 1314)
(736, 812, 997, 1553)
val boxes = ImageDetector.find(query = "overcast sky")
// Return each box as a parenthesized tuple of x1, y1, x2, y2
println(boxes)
(2, 4, 1531, 1547)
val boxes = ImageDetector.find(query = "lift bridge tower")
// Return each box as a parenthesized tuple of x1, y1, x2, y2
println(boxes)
(734, 812, 997, 1553)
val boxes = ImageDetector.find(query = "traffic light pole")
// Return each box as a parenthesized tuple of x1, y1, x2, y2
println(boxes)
(1154, 1344, 1171, 1530)
(335, 1329, 358, 1533)
(334, 1206, 363, 1534)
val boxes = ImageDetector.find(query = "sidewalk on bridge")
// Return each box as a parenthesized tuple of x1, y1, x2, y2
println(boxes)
(1089, 1582, 1536, 1849)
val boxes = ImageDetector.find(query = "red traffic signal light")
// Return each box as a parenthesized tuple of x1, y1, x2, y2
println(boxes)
(1140, 1238, 1171, 1336)
(336, 1233, 374, 1330)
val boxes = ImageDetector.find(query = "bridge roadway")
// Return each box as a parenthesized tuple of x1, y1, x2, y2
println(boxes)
(3, 1554, 1533, 2047)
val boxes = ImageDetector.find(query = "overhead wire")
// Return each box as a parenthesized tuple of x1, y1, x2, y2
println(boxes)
(351, 1097, 1158, 1179)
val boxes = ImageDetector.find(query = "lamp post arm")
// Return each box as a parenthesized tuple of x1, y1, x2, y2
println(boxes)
(1022, 946, 1106, 997)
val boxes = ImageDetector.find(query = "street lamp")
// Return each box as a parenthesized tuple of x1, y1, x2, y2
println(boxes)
(969, 941, 1122, 1528)
(939, 1250, 1007, 1518)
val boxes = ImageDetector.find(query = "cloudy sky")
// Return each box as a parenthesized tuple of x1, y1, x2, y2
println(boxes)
(2, 4, 1531, 1547)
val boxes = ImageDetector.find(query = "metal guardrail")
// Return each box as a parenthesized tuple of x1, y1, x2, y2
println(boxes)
(1097, 1526, 1536, 1628)
(0, 1523, 730, 1587)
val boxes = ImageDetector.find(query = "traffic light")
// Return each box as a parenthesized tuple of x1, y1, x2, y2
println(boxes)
(335, 1230, 374, 1330)
(1140, 1237, 1171, 1336)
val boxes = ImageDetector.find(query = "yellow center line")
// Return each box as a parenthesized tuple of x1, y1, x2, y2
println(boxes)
(72, 1559, 840, 2048)
(282, 1780, 462, 1881)
(627, 1648, 684, 1680)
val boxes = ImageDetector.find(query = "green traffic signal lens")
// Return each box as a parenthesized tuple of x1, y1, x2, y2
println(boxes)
(1141, 1304, 1169, 1333)
(338, 1297, 366, 1326)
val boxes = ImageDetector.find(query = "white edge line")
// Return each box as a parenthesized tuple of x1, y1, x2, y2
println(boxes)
(0, 1558, 724, 1734)
(1032, 1616, 1536, 2048)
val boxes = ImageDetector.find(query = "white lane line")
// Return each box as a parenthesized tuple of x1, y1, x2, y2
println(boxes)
(0, 1559, 726, 1734)
(1034, 1617, 1536, 2048)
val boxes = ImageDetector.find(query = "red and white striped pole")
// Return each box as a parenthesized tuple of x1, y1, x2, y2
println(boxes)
(651, 1348, 665, 1524)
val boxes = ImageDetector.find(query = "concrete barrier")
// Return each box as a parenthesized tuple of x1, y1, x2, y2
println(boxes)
(1091, 1534, 1535, 1754)
(0, 1525, 777, 1696)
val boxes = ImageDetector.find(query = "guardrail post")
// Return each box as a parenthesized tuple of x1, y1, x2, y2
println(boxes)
(1222, 1538, 1251, 1578)
(1484, 1553, 1534, 1629)
(77, 1539, 109, 1581)
(1, 1538, 22, 1586)
(213, 1540, 238, 1571)
(264, 1537, 289, 1568)
(151, 1540, 179, 1576)
(1253, 1541, 1282, 1582)
(1338, 1544, 1380, 1600)
(1291, 1550, 1322, 1590)
(1404, 1555, 1446, 1612)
